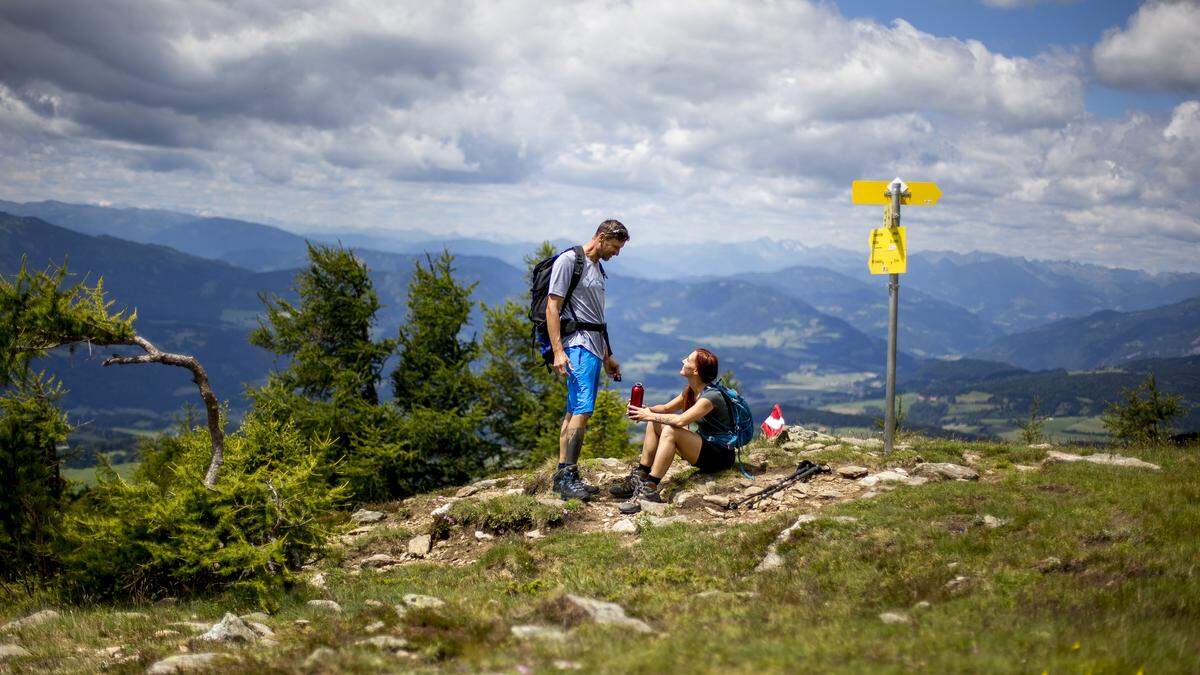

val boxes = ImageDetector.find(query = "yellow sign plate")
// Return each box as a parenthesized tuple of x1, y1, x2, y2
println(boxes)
(868, 226, 907, 275)
(852, 180, 941, 206)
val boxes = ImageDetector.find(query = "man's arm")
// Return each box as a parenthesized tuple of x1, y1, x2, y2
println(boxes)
(546, 294, 570, 376)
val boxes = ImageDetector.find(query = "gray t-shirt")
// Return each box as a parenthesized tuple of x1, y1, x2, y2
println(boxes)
(548, 248, 608, 358)
(696, 387, 734, 440)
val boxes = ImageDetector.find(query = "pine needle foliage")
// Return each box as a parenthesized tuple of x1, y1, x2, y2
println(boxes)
(1101, 373, 1185, 446)
(60, 413, 345, 606)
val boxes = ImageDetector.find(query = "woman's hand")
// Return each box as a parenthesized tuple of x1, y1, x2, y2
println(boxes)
(627, 404, 653, 422)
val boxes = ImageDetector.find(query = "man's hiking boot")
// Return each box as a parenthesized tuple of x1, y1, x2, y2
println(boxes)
(553, 466, 596, 501)
(618, 480, 664, 515)
(609, 465, 649, 499)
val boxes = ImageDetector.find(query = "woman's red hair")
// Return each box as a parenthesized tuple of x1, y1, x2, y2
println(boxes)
(682, 348, 719, 411)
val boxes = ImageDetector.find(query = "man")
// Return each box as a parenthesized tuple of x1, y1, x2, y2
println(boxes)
(546, 219, 629, 499)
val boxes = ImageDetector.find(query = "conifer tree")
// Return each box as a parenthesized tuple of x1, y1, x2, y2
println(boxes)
(479, 242, 567, 464)
(251, 243, 394, 405)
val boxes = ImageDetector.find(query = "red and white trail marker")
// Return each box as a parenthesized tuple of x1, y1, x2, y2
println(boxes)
(760, 404, 786, 438)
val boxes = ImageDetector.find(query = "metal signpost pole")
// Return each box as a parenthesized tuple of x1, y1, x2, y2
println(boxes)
(883, 181, 902, 455)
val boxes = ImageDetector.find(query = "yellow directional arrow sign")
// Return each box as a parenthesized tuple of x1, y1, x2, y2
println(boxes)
(852, 180, 941, 206)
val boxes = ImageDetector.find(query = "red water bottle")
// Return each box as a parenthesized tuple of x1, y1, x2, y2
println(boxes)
(630, 382, 644, 408)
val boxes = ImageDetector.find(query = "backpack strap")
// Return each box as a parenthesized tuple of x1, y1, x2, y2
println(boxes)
(707, 383, 754, 480)
(560, 245, 613, 358)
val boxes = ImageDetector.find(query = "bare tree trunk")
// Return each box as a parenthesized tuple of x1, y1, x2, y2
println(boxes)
(103, 336, 225, 489)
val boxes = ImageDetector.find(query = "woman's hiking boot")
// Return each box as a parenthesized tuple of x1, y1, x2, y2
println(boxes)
(608, 465, 650, 499)
(618, 480, 664, 514)
(553, 465, 597, 500)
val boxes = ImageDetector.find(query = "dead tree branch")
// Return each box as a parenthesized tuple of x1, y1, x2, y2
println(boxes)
(102, 335, 225, 489)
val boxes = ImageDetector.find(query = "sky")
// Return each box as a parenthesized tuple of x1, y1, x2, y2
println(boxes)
(1, 0, 1198, 272)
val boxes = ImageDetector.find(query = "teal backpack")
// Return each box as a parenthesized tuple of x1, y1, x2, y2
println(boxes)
(705, 382, 756, 449)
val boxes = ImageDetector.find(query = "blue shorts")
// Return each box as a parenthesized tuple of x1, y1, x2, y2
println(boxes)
(565, 346, 603, 415)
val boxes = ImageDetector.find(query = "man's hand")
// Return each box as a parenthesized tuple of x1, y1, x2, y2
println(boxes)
(605, 354, 622, 382)
(552, 349, 571, 377)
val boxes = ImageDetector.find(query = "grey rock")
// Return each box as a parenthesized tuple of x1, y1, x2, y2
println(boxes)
(403, 593, 445, 609)
(0, 644, 30, 660)
(356, 635, 411, 652)
(239, 612, 270, 624)
(817, 488, 842, 499)
(702, 494, 730, 508)
(303, 647, 335, 668)
(306, 600, 343, 612)
(350, 509, 386, 525)
(407, 534, 432, 557)
(307, 572, 327, 590)
(610, 518, 638, 534)
(248, 622, 275, 639)
(804, 442, 826, 451)
(360, 554, 400, 569)
(1, 609, 60, 633)
(196, 613, 259, 644)
(1044, 451, 1160, 470)
(672, 490, 696, 505)
(146, 653, 232, 674)
(780, 441, 806, 452)
(878, 612, 910, 625)
(430, 501, 456, 517)
(980, 515, 1007, 529)
(561, 594, 652, 633)
(1037, 557, 1064, 573)
(643, 515, 689, 528)
(167, 621, 212, 633)
(510, 624, 568, 641)
(364, 621, 385, 633)
(836, 465, 870, 479)
(911, 463, 980, 481)
(638, 500, 670, 516)
(525, 529, 545, 539)
(945, 575, 970, 592)
(912, 601, 932, 611)
(474, 530, 495, 541)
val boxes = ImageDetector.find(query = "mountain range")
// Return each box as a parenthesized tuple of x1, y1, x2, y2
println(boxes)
(4, 199, 1199, 440)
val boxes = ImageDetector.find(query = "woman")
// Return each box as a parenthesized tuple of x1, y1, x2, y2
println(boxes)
(616, 348, 736, 514)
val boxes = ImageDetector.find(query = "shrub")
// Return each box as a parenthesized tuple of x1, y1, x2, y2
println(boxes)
(59, 413, 345, 605)
(1101, 374, 1185, 446)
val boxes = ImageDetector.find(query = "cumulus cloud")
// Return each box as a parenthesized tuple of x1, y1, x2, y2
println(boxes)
(981, 0, 1079, 7)
(1093, 0, 1200, 92)
(0, 0, 1195, 271)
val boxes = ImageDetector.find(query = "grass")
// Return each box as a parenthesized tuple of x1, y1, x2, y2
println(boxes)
(3, 439, 1198, 673)
(60, 461, 139, 487)
(446, 494, 584, 533)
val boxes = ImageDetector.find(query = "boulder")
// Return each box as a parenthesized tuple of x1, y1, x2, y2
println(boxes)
(610, 519, 638, 534)
(350, 509, 386, 525)
(360, 554, 400, 570)
(525, 529, 545, 539)
(836, 466, 869, 479)
(817, 488, 842, 499)
(911, 463, 979, 481)
(306, 600, 343, 613)
(407, 534, 432, 557)
(474, 530, 494, 541)
(146, 653, 232, 674)
(878, 612, 910, 625)
(1, 609, 60, 633)
(780, 441, 806, 452)
(510, 624, 568, 641)
(638, 500, 670, 516)
(1044, 451, 1160, 470)
(980, 515, 1006, 529)
(702, 494, 730, 508)
(672, 490, 696, 505)
(559, 594, 652, 633)
(196, 613, 260, 645)
(0, 644, 30, 661)
(804, 443, 825, 451)
(394, 593, 446, 618)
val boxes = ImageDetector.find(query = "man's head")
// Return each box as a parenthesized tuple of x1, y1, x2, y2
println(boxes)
(592, 219, 629, 260)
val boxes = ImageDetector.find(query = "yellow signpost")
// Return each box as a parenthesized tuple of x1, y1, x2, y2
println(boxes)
(852, 180, 942, 206)
(868, 225, 906, 275)
(851, 177, 940, 455)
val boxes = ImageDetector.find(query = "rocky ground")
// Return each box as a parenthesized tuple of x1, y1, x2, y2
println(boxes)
(1, 427, 1183, 674)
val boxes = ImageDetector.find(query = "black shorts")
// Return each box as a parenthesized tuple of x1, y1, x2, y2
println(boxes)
(695, 438, 735, 473)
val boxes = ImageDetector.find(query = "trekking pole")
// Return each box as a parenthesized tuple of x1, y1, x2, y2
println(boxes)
(728, 461, 829, 511)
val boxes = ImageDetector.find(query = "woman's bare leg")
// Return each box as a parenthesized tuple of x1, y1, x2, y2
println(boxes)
(640, 421, 662, 467)
(649, 425, 703, 479)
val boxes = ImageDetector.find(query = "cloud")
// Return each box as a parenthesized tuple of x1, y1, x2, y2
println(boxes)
(980, 0, 1079, 7)
(0, 0, 1195, 272)
(1093, 0, 1200, 92)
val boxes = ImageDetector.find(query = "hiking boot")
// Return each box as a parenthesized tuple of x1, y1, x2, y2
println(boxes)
(609, 465, 649, 499)
(618, 480, 664, 515)
(553, 466, 595, 501)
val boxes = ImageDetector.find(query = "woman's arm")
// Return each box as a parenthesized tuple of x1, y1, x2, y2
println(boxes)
(629, 397, 714, 428)
(648, 392, 686, 414)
